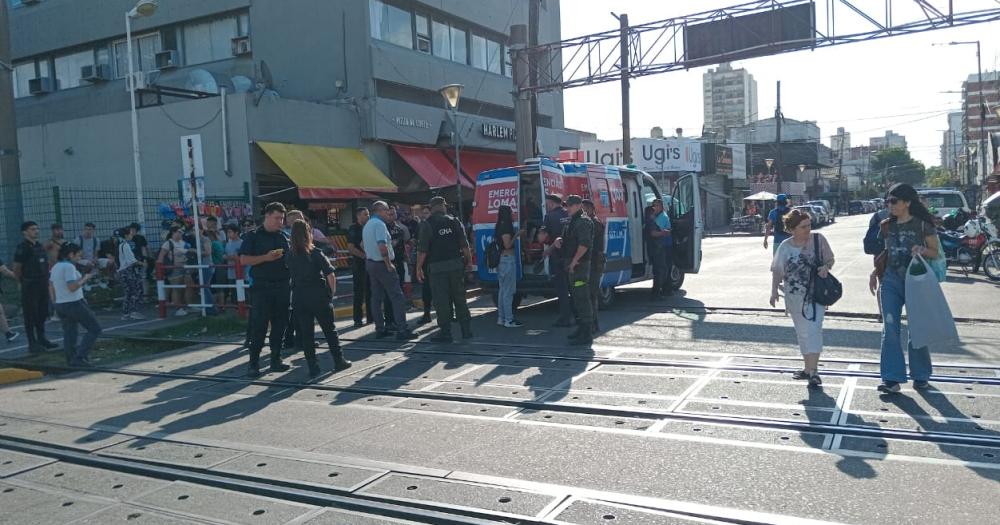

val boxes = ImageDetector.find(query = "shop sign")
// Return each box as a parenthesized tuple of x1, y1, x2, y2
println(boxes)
(391, 116, 432, 129)
(482, 123, 517, 141)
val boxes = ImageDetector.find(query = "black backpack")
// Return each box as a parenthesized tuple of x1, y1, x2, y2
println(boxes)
(486, 235, 501, 270)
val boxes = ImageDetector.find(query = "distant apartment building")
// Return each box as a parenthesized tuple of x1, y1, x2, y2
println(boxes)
(941, 111, 964, 172)
(830, 127, 850, 154)
(869, 130, 907, 151)
(961, 70, 1000, 184)
(702, 62, 758, 135)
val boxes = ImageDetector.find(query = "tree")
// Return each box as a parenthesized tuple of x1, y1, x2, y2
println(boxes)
(871, 148, 926, 187)
(925, 166, 957, 188)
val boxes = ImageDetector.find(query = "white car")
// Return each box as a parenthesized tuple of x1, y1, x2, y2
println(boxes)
(806, 200, 834, 224)
(918, 189, 970, 218)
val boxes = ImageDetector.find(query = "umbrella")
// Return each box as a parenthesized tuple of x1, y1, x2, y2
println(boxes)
(744, 191, 777, 201)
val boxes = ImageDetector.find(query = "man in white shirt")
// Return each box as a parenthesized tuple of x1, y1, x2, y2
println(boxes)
(363, 201, 415, 340)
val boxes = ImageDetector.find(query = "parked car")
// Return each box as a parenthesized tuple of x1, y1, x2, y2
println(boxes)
(806, 200, 834, 223)
(869, 198, 884, 211)
(862, 201, 876, 213)
(848, 200, 865, 215)
(918, 189, 971, 218)
(793, 205, 822, 228)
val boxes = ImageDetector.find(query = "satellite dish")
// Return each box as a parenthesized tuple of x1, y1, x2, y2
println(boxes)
(231, 75, 253, 94)
(254, 60, 279, 105)
(184, 69, 219, 94)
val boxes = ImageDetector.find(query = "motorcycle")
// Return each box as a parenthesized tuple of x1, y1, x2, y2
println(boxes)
(984, 239, 1000, 281)
(938, 216, 995, 275)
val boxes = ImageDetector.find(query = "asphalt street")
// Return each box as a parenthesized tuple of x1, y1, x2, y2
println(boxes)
(1, 215, 999, 524)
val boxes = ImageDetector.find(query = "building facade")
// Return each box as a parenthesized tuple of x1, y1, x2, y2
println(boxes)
(961, 70, 1000, 186)
(702, 62, 758, 136)
(941, 110, 964, 174)
(7, 0, 577, 228)
(869, 130, 907, 152)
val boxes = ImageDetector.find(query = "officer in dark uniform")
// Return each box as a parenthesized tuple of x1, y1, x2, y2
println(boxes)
(346, 208, 374, 328)
(582, 199, 606, 334)
(416, 196, 473, 343)
(542, 194, 573, 326)
(239, 202, 292, 377)
(13, 221, 57, 353)
(555, 195, 594, 345)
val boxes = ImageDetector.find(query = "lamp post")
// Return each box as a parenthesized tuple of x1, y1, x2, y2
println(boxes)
(764, 158, 774, 185)
(126, 0, 157, 229)
(937, 41, 986, 193)
(439, 83, 465, 221)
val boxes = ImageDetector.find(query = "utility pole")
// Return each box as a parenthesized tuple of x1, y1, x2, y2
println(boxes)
(974, 41, 986, 205)
(528, 0, 540, 157)
(511, 24, 533, 163)
(0, 0, 24, 257)
(836, 129, 845, 213)
(774, 80, 782, 187)
(614, 12, 631, 164)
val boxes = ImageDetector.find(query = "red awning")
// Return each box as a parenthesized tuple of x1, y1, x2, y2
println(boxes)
(392, 145, 472, 189)
(445, 150, 518, 182)
(298, 188, 382, 200)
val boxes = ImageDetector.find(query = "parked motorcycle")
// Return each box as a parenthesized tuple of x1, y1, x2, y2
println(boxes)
(983, 239, 1000, 281)
(938, 216, 995, 275)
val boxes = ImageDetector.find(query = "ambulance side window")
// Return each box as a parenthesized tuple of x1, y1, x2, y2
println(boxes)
(640, 179, 658, 208)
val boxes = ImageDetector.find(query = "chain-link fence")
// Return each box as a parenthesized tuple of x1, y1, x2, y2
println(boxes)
(1, 179, 251, 261)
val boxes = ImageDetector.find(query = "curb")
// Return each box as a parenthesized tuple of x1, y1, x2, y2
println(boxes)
(0, 368, 44, 385)
(333, 288, 484, 319)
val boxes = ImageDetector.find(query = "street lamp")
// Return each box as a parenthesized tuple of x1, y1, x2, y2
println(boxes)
(439, 83, 465, 221)
(126, 0, 157, 229)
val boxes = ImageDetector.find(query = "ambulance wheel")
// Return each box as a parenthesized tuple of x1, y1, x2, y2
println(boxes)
(670, 267, 686, 291)
(598, 286, 615, 309)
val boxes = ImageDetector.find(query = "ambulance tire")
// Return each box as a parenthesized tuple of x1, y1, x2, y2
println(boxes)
(670, 267, 686, 291)
(597, 286, 615, 309)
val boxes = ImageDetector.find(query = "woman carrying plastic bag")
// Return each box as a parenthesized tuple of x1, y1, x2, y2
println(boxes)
(868, 183, 956, 394)
(905, 254, 959, 351)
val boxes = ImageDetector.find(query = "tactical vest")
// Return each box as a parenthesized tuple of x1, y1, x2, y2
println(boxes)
(426, 213, 462, 264)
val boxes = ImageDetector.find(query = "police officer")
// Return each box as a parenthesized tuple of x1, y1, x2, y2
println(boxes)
(287, 219, 352, 378)
(239, 202, 292, 377)
(554, 195, 594, 345)
(582, 199, 606, 334)
(416, 196, 473, 343)
(543, 194, 573, 326)
(13, 221, 58, 353)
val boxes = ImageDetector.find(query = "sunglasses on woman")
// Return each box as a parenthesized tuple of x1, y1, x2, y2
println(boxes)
(886, 197, 901, 205)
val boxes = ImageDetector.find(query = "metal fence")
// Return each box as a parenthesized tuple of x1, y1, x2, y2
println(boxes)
(1, 179, 251, 261)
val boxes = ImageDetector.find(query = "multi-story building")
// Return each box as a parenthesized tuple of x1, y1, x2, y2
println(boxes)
(830, 127, 850, 154)
(869, 130, 907, 152)
(702, 62, 758, 136)
(6, 0, 576, 226)
(941, 111, 964, 173)
(961, 70, 1000, 185)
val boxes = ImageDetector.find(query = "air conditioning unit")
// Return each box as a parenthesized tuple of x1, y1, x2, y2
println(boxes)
(154, 50, 180, 70)
(231, 36, 252, 56)
(125, 71, 148, 93)
(28, 77, 56, 95)
(80, 64, 111, 83)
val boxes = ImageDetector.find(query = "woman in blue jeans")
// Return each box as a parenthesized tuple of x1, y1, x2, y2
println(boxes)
(49, 243, 102, 366)
(495, 205, 521, 328)
(868, 183, 941, 394)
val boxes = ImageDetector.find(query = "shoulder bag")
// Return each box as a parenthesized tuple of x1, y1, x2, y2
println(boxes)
(811, 233, 842, 307)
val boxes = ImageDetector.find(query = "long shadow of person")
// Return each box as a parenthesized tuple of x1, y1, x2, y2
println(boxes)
(799, 384, 885, 479)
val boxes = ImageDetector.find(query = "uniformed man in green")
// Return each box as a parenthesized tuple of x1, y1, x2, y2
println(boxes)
(582, 199, 606, 334)
(555, 195, 594, 345)
(417, 196, 473, 343)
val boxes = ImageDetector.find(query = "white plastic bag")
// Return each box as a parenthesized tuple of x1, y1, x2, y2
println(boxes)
(905, 254, 960, 349)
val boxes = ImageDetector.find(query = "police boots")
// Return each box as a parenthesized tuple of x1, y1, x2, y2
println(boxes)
(568, 325, 593, 346)
(460, 323, 473, 340)
(330, 347, 353, 372)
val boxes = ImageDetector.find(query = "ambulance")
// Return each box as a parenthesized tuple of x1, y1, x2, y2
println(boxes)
(472, 158, 702, 308)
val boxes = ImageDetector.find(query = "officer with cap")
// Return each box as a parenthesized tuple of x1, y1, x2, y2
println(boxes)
(542, 194, 573, 326)
(554, 195, 594, 345)
(582, 199, 605, 334)
(239, 202, 292, 377)
(417, 196, 473, 343)
(764, 194, 791, 253)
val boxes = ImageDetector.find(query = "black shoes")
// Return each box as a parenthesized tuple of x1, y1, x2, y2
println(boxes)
(417, 315, 432, 325)
(431, 333, 453, 343)
(269, 362, 291, 373)
(913, 380, 931, 390)
(246, 365, 262, 379)
(460, 325, 473, 339)
(353, 321, 364, 328)
(375, 330, 391, 339)
(333, 357, 353, 372)
(553, 319, 574, 328)
(396, 330, 417, 341)
(4, 331, 18, 343)
(877, 381, 901, 394)
(40, 339, 59, 350)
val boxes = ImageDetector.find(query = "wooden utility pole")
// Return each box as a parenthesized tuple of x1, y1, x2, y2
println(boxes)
(511, 24, 533, 163)
(0, 0, 24, 255)
(774, 80, 782, 187)
(617, 13, 631, 164)
(528, 0, 539, 157)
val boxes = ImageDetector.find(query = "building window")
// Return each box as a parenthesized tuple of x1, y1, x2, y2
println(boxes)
(238, 12, 250, 36)
(54, 50, 95, 90)
(12, 61, 35, 98)
(470, 33, 487, 69)
(183, 15, 239, 65)
(503, 45, 512, 77)
(415, 13, 430, 54)
(450, 26, 467, 64)
(487, 38, 501, 74)
(432, 19, 450, 59)
(371, 0, 413, 49)
(113, 33, 162, 78)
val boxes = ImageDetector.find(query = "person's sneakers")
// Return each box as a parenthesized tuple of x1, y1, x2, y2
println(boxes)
(503, 320, 524, 328)
(497, 319, 505, 326)
(175, 308, 189, 317)
(912, 380, 931, 390)
(5, 331, 19, 343)
(792, 370, 811, 380)
(396, 330, 418, 341)
(877, 381, 901, 394)
(375, 330, 391, 339)
(40, 339, 59, 350)
(129, 312, 147, 320)
(430, 333, 453, 343)
(269, 362, 291, 373)
(808, 373, 823, 386)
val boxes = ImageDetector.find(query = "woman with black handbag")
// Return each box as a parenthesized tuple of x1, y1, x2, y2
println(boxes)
(770, 209, 836, 386)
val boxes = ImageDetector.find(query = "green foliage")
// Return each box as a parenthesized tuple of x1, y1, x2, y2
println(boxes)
(925, 166, 956, 188)
(871, 148, 926, 186)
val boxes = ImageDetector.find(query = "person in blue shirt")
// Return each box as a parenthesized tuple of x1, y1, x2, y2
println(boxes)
(648, 198, 673, 297)
(764, 194, 792, 253)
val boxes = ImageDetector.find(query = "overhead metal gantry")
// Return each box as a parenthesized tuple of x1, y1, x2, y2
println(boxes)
(508, 0, 1000, 163)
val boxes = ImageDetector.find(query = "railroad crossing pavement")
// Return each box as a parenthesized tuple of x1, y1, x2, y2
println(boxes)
(2, 214, 999, 524)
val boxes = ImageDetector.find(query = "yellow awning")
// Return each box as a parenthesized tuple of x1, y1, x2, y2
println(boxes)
(257, 141, 396, 199)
